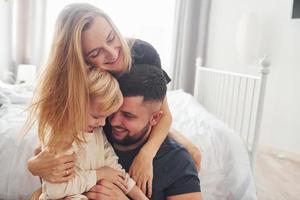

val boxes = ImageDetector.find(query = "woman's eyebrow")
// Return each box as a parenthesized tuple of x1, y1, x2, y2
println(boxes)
(106, 30, 113, 40)
(86, 30, 113, 56)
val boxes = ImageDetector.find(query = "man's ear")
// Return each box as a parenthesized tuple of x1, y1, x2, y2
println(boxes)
(149, 110, 163, 126)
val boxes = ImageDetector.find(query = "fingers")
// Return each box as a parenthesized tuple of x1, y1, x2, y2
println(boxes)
(96, 179, 115, 189)
(112, 182, 126, 194)
(134, 173, 153, 198)
(56, 153, 76, 165)
(85, 191, 108, 200)
(140, 177, 146, 196)
(86, 184, 112, 199)
(147, 177, 153, 198)
(50, 171, 75, 183)
(117, 171, 126, 180)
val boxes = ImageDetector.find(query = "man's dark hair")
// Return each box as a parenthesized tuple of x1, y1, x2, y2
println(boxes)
(118, 64, 167, 102)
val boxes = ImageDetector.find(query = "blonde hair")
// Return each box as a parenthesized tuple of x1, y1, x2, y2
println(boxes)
(26, 3, 128, 149)
(88, 69, 123, 115)
(28, 68, 122, 149)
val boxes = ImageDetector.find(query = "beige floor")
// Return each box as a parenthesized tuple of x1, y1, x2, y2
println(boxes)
(254, 150, 300, 200)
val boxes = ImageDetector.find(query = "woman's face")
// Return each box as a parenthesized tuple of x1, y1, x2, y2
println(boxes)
(82, 16, 125, 74)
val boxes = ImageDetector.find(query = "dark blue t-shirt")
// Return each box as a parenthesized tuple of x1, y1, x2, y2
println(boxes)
(113, 137, 201, 200)
(129, 39, 171, 84)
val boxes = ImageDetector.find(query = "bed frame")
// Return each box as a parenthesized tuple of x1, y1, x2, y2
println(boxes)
(193, 56, 270, 168)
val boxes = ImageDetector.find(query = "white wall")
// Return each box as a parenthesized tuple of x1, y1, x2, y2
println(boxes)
(0, 1, 12, 82)
(205, 0, 300, 155)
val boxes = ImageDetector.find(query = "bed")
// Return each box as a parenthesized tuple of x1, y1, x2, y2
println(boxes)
(0, 58, 270, 199)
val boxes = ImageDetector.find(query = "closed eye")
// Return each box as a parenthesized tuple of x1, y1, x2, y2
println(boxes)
(123, 112, 136, 119)
(107, 34, 115, 43)
(89, 48, 100, 58)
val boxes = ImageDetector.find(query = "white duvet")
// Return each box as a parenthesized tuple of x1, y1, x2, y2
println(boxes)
(0, 85, 257, 200)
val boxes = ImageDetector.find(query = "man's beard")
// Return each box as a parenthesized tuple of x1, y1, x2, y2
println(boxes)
(111, 122, 150, 146)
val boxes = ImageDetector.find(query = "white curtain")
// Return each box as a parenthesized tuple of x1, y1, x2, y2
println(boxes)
(0, 1, 13, 82)
(170, 0, 211, 94)
(11, 0, 46, 81)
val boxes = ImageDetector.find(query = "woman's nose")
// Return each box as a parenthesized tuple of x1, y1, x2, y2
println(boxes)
(105, 46, 118, 61)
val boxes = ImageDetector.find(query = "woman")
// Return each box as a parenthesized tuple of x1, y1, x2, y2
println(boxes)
(27, 3, 201, 198)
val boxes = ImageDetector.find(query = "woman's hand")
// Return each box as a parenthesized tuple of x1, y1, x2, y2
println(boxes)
(96, 166, 128, 193)
(27, 148, 76, 183)
(129, 148, 154, 198)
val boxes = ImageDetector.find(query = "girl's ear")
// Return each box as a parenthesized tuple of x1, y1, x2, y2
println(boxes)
(149, 110, 163, 126)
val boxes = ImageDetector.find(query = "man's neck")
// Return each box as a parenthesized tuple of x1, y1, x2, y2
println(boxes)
(113, 129, 151, 151)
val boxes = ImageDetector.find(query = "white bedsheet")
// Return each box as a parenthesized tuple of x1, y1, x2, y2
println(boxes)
(0, 88, 257, 199)
(168, 90, 257, 200)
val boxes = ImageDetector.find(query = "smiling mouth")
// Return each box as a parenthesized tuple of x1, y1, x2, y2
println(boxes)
(112, 127, 127, 136)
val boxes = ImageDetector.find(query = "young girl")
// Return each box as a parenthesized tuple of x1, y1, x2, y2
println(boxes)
(31, 68, 148, 199)
(27, 3, 201, 198)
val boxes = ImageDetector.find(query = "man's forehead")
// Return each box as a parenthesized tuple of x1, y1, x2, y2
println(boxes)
(120, 96, 145, 111)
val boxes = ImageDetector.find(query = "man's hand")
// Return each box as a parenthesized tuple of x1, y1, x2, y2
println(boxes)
(27, 148, 76, 183)
(96, 166, 128, 193)
(129, 149, 153, 198)
(84, 180, 129, 200)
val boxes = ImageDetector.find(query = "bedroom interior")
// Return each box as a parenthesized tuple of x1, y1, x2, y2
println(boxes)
(1, 0, 299, 199)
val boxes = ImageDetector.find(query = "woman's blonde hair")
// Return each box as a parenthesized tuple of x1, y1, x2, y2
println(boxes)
(26, 3, 128, 149)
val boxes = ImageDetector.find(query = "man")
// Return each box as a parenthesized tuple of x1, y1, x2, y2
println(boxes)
(85, 64, 202, 200)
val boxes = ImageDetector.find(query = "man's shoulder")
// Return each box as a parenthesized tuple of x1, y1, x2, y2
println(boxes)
(155, 137, 191, 161)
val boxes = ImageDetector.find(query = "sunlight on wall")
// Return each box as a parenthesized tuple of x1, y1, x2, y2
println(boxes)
(45, 0, 176, 77)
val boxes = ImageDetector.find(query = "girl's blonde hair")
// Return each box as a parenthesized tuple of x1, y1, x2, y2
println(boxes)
(88, 69, 123, 116)
(26, 3, 128, 149)
(29, 68, 122, 149)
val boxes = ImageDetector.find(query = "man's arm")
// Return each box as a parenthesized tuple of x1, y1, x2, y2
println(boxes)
(167, 192, 203, 200)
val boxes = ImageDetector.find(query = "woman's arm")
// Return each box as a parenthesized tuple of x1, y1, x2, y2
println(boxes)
(129, 96, 172, 197)
(27, 146, 76, 183)
(169, 128, 202, 171)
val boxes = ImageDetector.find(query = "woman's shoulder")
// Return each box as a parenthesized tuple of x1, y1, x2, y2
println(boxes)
(128, 38, 162, 68)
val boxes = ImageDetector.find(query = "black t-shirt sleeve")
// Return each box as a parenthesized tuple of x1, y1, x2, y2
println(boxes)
(165, 148, 201, 196)
(130, 39, 171, 84)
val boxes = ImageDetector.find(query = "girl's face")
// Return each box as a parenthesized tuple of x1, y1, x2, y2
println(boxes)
(85, 101, 111, 133)
(82, 16, 125, 74)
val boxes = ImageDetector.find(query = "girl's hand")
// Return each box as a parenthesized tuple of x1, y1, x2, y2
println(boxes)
(129, 148, 154, 198)
(96, 166, 128, 193)
(27, 149, 76, 183)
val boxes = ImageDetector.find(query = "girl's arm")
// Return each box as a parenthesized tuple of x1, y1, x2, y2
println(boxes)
(129, 96, 171, 198)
